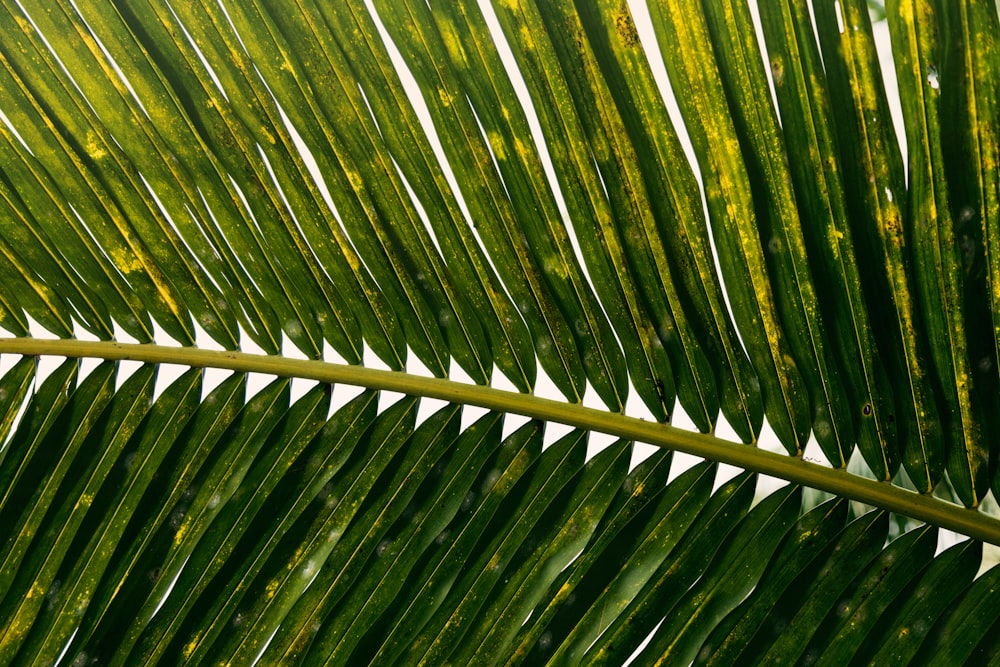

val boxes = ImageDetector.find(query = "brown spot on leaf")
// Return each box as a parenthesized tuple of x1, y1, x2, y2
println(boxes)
(616, 11, 639, 47)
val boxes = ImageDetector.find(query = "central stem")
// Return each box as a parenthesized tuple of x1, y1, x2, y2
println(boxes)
(1, 337, 997, 544)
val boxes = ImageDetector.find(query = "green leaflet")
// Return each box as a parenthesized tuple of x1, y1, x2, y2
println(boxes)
(0, 215, 76, 338)
(159, 383, 332, 665)
(0, 120, 150, 342)
(111, 0, 372, 360)
(649, 0, 812, 455)
(635, 484, 803, 666)
(308, 409, 503, 663)
(759, 0, 897, 479)
(914, 555, 1000, 665)
(814, 0, 943, 493)
(412, 0, 595, 404)
(17, 369, 202, 664)
(810, 524, 937, 665)
(404, 427, 588, 665)
(887, 0, 989, 506)
(576, 0, 763, 442)
(212, 0, 491, 380)
(260, 395, 419, 663)
(47, 0, 295, 354)
(506, 448, 678, 663)
(452, 440, 631, 664)
(299, 0, 537, 392)
(114, 377, 293, 664)
(66, 373, 248, 662)
(294, 402, 462, 663)
(364, 419, 544, 665)
(0, 364, 154, 663)
(693, 498, 850, 664)
(855, 538, 980, 664)
(698, 0, 854, 466)
(579, 465, 753, 665)
(509, 0, 712, 427)
(10, 0, 249, 349)
(203, 390, 379, 664)
(0, 1, 212, 347)
(0, 360, 90, 623)
(755, 510, 891, 663)
(487, 0, 654, 414)
(0, 357, 35, 455)
(935, 0, 1000, 500)
(0, 167, 112, 339)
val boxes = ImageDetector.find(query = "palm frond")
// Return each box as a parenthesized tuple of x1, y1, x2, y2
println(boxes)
(1, 0, 999, 662)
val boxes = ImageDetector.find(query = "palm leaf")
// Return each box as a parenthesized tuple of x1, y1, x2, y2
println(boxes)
(1, 0, 999, 663)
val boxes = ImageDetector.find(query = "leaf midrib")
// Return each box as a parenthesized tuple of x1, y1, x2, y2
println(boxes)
(3, 336, 997, 545)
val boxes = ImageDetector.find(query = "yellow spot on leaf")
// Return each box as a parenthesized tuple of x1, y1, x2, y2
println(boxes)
(110, 247, 144, 274)
(514, 136, 533, 162)
(86, 132, 107, 160)
(519, 25, 534, 51)
(182, 637, 199, 660)
(439, 19, 466, 66)
(487, 131, 506, 160)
